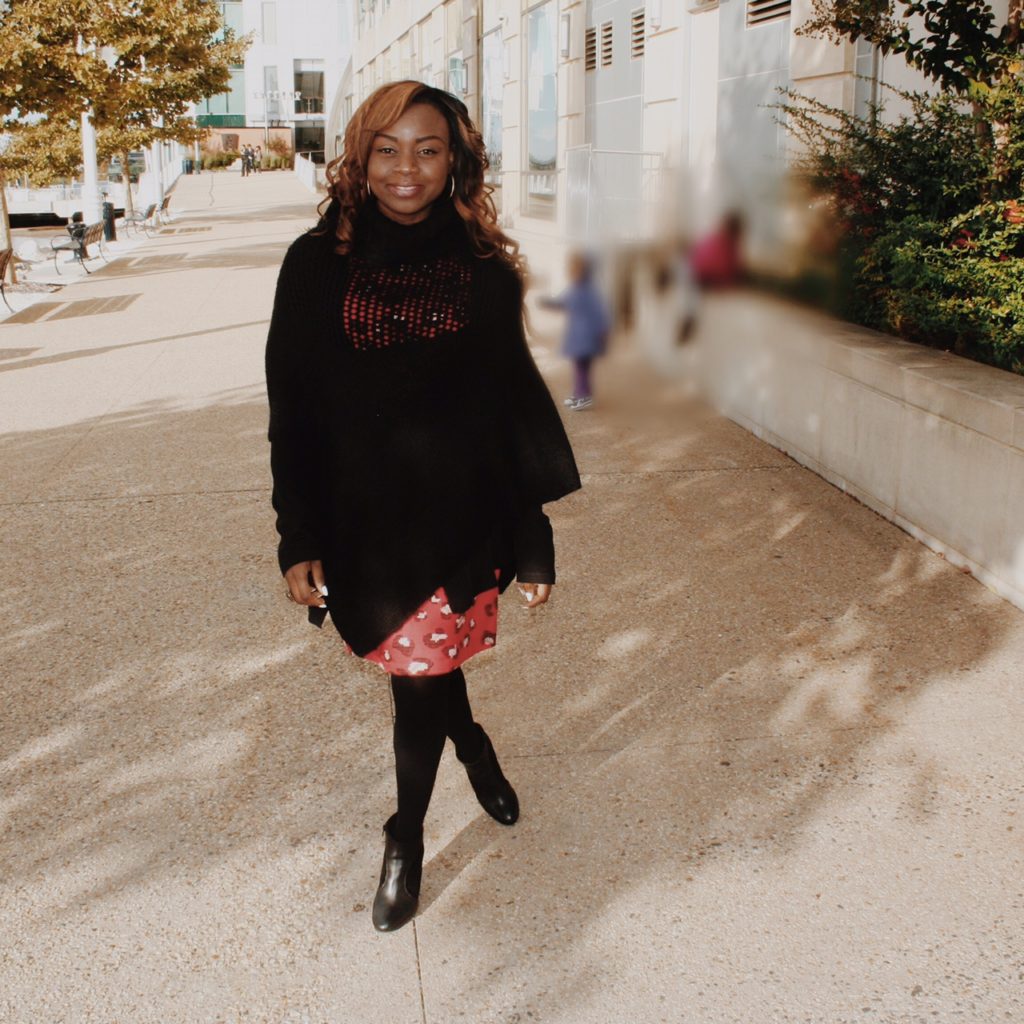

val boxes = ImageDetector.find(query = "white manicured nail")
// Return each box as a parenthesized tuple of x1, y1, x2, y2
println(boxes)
(320, 584, 328, 596)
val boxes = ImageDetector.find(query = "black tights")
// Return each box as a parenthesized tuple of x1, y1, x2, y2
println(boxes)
(390, 668, 484, 841)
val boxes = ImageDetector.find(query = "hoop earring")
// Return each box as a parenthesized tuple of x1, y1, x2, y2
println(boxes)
(448, 176, 456, 199)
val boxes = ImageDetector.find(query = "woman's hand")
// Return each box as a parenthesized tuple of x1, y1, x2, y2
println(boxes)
(517, 582, 552, 608)
(284, 560, 327, 608)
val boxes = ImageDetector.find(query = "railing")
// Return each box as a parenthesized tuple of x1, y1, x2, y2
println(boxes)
(294, 152, 327, 194)
(6, 184, 84, 204)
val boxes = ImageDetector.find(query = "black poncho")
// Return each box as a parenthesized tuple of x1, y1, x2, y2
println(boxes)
(266, 197, 581, 655)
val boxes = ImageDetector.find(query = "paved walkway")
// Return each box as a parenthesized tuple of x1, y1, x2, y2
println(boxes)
(2, 172, 1023, 1024)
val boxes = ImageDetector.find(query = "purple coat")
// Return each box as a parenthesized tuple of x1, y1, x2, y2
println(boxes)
(543, 280, 610, 360)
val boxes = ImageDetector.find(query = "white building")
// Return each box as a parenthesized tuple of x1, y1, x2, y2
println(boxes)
(198, 0, 352, 161)
(335, 0, 1015, 274)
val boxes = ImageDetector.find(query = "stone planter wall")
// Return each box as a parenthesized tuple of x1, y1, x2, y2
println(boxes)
(693, 293, 1024, 612)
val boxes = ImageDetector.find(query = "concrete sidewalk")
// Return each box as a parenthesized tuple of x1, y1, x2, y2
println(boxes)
(2, 172, 1023, 1024)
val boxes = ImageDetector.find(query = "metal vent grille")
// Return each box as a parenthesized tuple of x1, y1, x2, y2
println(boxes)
(585, 26, 597, 71)
(631, 9, 645, 59)
(601, 21, 613, 67)
(746, 0, 791, 26)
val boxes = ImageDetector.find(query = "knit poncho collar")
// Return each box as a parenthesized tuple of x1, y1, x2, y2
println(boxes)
(353, 196, 468, 267)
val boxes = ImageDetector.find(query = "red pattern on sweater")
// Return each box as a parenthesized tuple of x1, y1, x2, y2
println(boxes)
(342, 256, 472, 350)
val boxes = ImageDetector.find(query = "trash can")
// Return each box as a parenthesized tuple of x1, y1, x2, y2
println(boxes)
(183, 157, 194, 175)
(101, 201, 117, 242)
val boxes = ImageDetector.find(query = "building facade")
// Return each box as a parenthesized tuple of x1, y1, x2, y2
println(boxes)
(339, 0, 1017, 270)
(198, 0, 352, 160)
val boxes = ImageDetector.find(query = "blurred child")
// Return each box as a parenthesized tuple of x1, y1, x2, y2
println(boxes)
(540, 252, 610, 411)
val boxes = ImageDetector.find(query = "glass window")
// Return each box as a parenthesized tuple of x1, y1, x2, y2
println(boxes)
(525, 0, 557, 217)
(401, 32, 413, 79)
(264, 66, 280, 118)
(418, 19, 433, 84)
(854, 38, 879, 121)
(226, 68, 246, 116)
(262, 2, 277, 44)
(200, 66, 245, 117)
(482, 0, 502, 33)
(295, 125, 325, 160)
(445, 0, 462, 57)
(294, 60, 326, 114)
(481, 28, 504, 196)
(220, 1, 243, 37)
(200, 91, 225, 116)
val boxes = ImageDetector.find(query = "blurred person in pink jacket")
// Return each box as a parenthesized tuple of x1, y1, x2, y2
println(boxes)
(690, 211, 746, 290)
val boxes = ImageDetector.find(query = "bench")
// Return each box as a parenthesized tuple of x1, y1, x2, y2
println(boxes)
(51, 220, 107, 274)
(122, 202, 157, 236)
(156, 192, 173, 225)
(0, 248, 13, 312)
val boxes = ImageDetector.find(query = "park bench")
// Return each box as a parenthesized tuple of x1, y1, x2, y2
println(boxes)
(0, 248, 14, 312)
(156, 192, 173, 224)
(122, 202, 158, 236)
(51, 220, 107, 274)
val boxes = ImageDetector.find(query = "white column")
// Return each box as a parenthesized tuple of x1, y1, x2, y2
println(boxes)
(150, 140, 165, 204)
(80, 110, 103, 223)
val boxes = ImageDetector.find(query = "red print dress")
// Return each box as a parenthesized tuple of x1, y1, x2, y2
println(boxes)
(357, 574, 500, 677)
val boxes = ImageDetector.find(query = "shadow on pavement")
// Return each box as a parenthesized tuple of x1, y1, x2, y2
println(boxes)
(92, 238, 295, 279)
(1, 366, 1019, 1019)
(0, 321, 269, 374)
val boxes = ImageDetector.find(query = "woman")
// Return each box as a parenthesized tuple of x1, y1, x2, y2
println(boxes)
(265, 81, 580, 933)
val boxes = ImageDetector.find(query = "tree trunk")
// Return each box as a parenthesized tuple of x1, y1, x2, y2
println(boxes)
(0, 178, 17, 285)
(121, 151, 135, 217)
(1009, 0, 1023, 48)
(986, 2, 1023, 196)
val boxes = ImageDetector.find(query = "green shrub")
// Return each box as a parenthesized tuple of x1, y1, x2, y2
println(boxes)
(868, 204, 1024, 372)
(780, 76, 1024, 374)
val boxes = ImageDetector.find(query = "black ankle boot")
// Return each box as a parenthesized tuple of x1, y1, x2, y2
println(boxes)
(371, 814, 423, 932)
(460, 726, 520, 825)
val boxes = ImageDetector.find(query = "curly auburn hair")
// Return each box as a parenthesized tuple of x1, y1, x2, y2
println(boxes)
(321, 80, 524, 275)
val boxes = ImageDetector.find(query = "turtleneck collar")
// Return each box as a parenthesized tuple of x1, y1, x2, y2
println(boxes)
(353, 196, 469, 267)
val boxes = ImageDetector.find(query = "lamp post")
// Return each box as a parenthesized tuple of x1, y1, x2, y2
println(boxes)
(252, 89, 271, 146)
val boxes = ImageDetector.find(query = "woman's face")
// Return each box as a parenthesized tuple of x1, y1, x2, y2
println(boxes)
(366, 102, 454, 225)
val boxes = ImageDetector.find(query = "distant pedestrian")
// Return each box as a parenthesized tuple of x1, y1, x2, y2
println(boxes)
(265, 81, 580, 934)
(241, 145, 253, 177)
(254, 145, 263, 173)
(67, 211, 90, 259)
(690, 211, 746, 290)
(540, 251, 610, 411)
